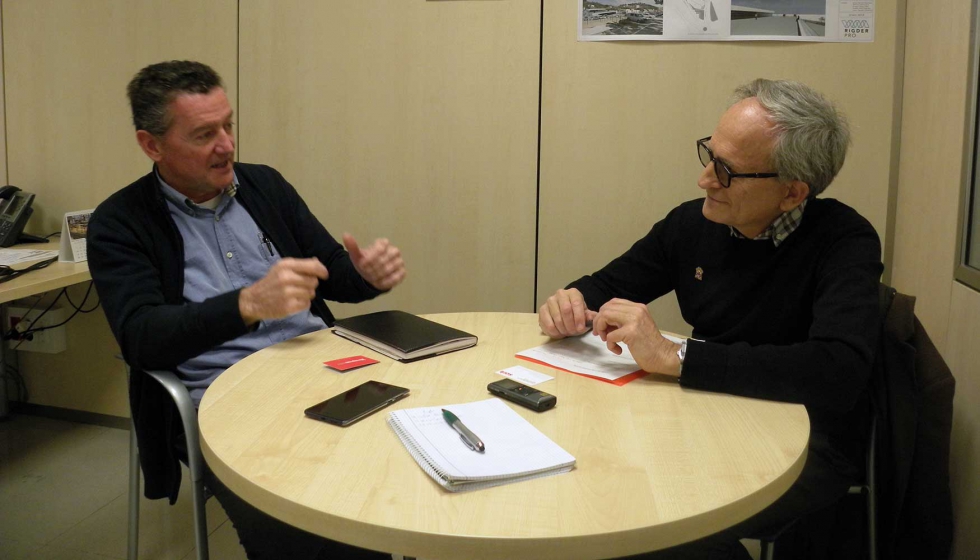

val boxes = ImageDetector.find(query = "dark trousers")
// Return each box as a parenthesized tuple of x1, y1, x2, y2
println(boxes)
(617, 434, 859, 560)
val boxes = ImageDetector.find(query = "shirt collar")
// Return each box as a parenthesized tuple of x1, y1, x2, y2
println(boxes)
(155, 167, 239, 216)
(729, 199, 807, 247)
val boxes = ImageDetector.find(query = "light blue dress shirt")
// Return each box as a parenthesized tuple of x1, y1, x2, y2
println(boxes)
(158, 173, 325, 405)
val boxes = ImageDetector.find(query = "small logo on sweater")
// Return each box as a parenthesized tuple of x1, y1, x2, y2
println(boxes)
(694, 267, 703, 281)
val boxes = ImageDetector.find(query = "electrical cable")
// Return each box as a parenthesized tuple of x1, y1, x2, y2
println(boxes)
(4, 288, 65, 342)
(18, 283, 94, 336)
(1, 280, 97, 405)
(65, 282, 100, 313)
(0, 256, 58, 284)
(3, 364, 28, 402)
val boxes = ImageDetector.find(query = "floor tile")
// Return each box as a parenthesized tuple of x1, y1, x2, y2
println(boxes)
(50, 464, 232, 559)
(0, 415, 129, 544)
(24, 544, 120, 560)
(0, 536, 44, 560)
(181, 519, 247, 560)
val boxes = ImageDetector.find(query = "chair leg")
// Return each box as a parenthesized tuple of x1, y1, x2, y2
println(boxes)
(867, 486, 877, 560)
(128, 425, 140, 560)
(760, 540, 775, 560)
(182, 415, 209, 560)
(867, 420, 877, 560)
(190, 473, 209, 560)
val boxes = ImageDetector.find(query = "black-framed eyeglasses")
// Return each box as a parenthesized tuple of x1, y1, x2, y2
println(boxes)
(697, 136, 779, 188)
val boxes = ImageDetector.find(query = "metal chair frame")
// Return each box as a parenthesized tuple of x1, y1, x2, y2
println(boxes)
(127, 368, 209, 560)
(758, 415, 877, 560)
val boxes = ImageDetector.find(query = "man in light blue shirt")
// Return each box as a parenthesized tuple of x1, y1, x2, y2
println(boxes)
(90, 60, 404, 560)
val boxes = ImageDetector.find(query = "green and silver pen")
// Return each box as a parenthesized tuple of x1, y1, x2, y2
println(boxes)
(441, 408, 485, 453)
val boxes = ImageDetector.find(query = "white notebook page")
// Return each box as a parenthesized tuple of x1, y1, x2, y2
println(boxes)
(388, 398, 574, 481)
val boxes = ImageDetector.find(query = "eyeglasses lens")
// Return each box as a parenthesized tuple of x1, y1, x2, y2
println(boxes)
(698, 141, 730, 188)
(715, 161, 730, 188)
(698, 142, 711, 168)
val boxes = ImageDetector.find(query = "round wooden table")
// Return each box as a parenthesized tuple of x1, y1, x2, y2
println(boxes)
(199, 312, 809, 560)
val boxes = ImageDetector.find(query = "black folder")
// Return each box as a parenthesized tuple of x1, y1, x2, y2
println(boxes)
(332, 310, 478, 362)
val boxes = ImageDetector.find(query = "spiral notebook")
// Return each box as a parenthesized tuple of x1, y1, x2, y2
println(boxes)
(387, 399, 575, 492)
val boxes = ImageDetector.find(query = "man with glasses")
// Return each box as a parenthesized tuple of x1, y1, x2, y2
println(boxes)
(539, 79, 882, 558)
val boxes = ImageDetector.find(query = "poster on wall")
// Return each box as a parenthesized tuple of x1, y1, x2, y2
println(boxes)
(579, 0, 874, 42)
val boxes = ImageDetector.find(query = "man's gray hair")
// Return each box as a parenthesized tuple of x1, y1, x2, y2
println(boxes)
(732, 79, 850, 198)
(127, 60, 223, 136)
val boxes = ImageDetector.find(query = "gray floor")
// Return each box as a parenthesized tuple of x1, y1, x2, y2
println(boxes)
(0, 413, 760, 560)
(0, 413, 246, 560)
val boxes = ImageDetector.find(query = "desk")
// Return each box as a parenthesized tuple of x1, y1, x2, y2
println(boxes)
(199, 313, 809, 560)
(0, 241, 91, 417)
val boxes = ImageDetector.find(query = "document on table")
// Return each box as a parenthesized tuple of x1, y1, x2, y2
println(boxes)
(388, 398, 575, 492)
(516, 332, 685, 383)
(0, 249, 58, 266)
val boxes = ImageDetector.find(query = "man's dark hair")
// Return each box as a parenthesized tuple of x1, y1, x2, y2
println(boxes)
(127, 60, 223, 136)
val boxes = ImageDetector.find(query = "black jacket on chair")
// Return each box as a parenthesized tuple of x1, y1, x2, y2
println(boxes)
(872, 287, 955, 559)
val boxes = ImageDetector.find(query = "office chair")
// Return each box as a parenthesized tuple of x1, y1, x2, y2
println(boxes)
(127, 367, 210, 560)
(756, 414, 877, 560)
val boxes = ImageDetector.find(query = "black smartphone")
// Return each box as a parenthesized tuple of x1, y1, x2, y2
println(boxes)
(304, 380, 410, 426)
(487, 378, 557, 412)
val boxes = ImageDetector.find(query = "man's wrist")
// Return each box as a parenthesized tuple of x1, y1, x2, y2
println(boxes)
(676, 339, 688, 378)
(238, 287, 260, 326)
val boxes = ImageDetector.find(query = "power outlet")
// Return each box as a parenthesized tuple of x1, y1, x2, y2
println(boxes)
(7, 305, 68, 354)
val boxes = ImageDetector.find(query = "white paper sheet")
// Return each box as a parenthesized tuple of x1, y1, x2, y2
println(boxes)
(388, 399, 576, 491)
(495, 365, 554, 386)
(516, 333, 686, 382)
(0, 249, 58, 266)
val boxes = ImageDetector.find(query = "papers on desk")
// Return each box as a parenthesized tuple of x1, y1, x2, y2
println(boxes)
(516, 332, 686, 386)
(0, 249, 58, 266)
(388, 399, 575, 492)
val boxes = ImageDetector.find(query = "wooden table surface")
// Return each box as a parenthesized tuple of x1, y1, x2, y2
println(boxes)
(199, 312, 809, 560)
(0, 241, 90, 304)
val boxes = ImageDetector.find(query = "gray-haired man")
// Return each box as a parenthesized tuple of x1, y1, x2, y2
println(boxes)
(540, 79, 883, 558)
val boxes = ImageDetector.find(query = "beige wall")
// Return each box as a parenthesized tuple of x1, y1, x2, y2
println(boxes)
(2, 0, 238, 416)
(237, 0, 541, 317)
(893, 1, 980, 558)
(538, 0, 905, 335)
(2, 5, 977, 557)
(0, 10, 6, 186)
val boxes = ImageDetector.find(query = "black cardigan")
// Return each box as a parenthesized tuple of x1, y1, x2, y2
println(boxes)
(89, 163, 382, 501)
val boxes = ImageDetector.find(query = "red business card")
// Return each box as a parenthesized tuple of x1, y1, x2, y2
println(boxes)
(324, 355, 379, 372)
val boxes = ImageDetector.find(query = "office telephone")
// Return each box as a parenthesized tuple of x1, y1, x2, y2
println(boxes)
(0, 186, 43, 247)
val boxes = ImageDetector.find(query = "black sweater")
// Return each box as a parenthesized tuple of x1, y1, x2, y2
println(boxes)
(89, 163, 382, 501)
(89, 163, 382, 372)
(569, 198, 883, 465)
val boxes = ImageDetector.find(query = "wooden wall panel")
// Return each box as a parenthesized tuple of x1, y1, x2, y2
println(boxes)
(238, 0, 541, 317)
(891, 0, 972, 347)
(892, 1, 980, 558)
(3, 0, 238, 416)
(0, 10, 6, 185)
(946, 283, 980, 560)
(538, 0, 905, 334)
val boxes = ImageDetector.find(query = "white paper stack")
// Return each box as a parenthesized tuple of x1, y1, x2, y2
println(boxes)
(387, 398, 575, 492)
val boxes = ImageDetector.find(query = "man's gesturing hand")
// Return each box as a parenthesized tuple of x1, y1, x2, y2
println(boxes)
(239, 258, 328, 325)
(343, 233, 406, 291)
(592, 298, 681, 377)
(538, 288, 598, 338)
